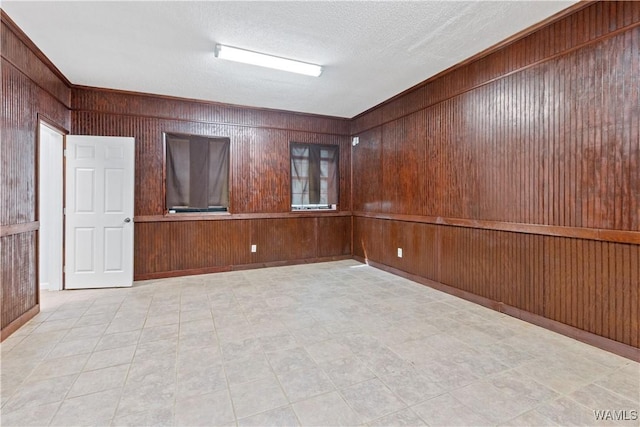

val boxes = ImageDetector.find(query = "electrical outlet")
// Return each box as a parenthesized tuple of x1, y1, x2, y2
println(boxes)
(397, 248, 403, 258)
(251, 244, 257, 253)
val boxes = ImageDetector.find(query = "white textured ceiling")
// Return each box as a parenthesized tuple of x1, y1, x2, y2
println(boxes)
(2, 1, 578, 118)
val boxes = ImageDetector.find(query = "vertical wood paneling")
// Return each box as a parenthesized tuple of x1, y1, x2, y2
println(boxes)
(2, 62, 33, 226)
(168, 220, 250, 270)
(355, 22, 639, 229)
(0, 13, 70, 107)
(2, 10, 352, 333)
(134, 222, 170, 275)
(544, 237, 640, 346)
(355, 217, 550, 316)
(352, 127, 382, 213)
(317, 216, 351, 258)
(1, 233, 37, 330)
(1, 14, 70, 335)
(351, 2, 640, 349)
(72, 91, 351, 216)
(250, 218, 317, 263)
(3, 2, 638, 352)
(383, 221, 439, 281)
(72, 87, 352, 278)
(134, 216, 350, 279)
(353, 216, 384, 262)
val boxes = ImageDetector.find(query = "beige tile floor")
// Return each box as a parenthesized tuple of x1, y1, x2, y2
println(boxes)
(1, 260, 638, 426)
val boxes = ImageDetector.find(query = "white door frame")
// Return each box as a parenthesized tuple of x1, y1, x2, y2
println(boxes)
(64, 135, 135, 289)
(37, 119, 65, 291)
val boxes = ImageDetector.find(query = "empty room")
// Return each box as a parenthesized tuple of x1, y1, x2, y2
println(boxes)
(1, 1, 638, 426)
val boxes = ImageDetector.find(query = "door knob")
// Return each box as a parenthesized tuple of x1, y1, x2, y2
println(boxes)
(124, 217, 131, 223)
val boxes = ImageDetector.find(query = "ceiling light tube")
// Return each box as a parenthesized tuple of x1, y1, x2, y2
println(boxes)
(215, 44, 323, 77)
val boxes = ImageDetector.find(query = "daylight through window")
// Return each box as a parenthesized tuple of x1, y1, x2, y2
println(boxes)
(290, 142, 338, 210)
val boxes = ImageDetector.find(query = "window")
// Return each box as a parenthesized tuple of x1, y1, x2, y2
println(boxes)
(165, 133, 230, 213)
(290, 142, 339, 210)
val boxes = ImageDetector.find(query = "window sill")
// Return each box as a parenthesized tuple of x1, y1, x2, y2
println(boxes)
(291, 209, 337, 213)
(168, 207, 228, 214)
(135, 211, 351, 223)
(291, 204, 337, 212)
(165, 211, 231, 218)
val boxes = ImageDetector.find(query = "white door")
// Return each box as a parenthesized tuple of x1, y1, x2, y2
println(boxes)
(39, 123, 64, 291)
(65, 136, 135, 289)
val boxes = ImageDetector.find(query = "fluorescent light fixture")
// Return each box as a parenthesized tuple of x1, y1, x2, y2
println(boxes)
(215, 44, 323, 77)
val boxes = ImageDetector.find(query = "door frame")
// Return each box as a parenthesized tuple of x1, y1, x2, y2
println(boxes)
(36, 116, 68, 292)
(64, 135, 135, 289)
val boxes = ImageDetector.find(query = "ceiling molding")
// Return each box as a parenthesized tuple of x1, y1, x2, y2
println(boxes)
(352, 0, 596, 121)
(1, 9, 72, 88)
(2, 0, 584, 120)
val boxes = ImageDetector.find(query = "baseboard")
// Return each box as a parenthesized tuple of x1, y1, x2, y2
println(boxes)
(1, 305, 40, 342)
(354, 256, 640, 362)
(134, 255, 352, 281)
(134, 266, 232, 281)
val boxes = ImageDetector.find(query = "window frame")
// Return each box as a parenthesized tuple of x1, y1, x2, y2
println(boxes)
(163, 132, 231, 215)
(289, 142, 339, 212)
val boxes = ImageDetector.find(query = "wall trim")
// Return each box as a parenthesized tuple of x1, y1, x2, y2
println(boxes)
(353, 212, 640, 245)
(0, 11, 71, 86)
(0, 58, 71, 111)
(73, 84, 351, 122)
(0, 12, 71, 108)
(135, 211, 352, 223)
(352, 9, 640, 133)
(134, 254, 352, 281)
(355, 256, 640, 362)
(72, 107, 350, 137)
(38, 114, 70, 135)
(352, 1, 595, 124)
(0, 305, 40, 342)
(0, 221, 39, 237)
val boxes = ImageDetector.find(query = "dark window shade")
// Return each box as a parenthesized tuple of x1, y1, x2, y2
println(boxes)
(291, 143, 338, 206)
(166, 133, 229, 211)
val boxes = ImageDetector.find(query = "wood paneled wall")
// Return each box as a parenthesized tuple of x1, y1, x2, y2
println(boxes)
(2, 2, 638, 354)
(1, 11, 71, 336)
(71, 87, 352, 279)
(352, 1, 640, 350)
(134, 215, 351, 278)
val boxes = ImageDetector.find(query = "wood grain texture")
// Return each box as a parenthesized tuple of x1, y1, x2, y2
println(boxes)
(0, 11, 70, 108)
(360, 256, 639, 361)
(134, 216, 351, 279)
(72, 87, 352, 279)
(353, 211, 640, 244)
(354, 217, 639, 348)
(353, 19, 640, 230)
(0, 305, 40, 342)
(0, 221, 39, 237)
(72, 86, 350, 135)
(1, 232, 38, 330)
(351, 2, 640, 348)
(543, 237, 640, 348)
(72, 88, 351, 216)
(1, 13, 70, 335)
(2, 1, 638, 352)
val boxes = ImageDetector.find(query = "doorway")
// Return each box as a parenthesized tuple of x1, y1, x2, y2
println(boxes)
(38, 121, 64, 291)
(64, 135, 135, 289)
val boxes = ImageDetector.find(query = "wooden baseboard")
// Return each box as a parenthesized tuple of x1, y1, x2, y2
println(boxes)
(503, 306, 640, 362)
(134, 266, 232, 281)
(134, 255, 352, 281)
(354, 256, 640, 362)
(1, 305, 40, 342)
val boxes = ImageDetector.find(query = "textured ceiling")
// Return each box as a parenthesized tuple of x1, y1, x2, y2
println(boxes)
(2, 1, 578, 118)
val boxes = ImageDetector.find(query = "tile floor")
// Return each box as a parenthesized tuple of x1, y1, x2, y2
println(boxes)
(1, 260, 638, 426)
